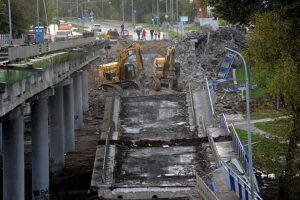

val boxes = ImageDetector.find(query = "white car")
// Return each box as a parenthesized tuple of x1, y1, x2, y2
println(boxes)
(55, 30, 76, 41)
(91, 24, 102, 32)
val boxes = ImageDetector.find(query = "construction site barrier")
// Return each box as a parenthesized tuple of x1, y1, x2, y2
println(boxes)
(220, 160, 262, 200)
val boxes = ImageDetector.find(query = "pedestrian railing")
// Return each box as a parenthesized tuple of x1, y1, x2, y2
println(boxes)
(220, 160, 263, 200)
(196, 174, 220, 200)
(220, 113, 230, 135)
(205, 78, 216, 126)
(220, 114, 260, 194)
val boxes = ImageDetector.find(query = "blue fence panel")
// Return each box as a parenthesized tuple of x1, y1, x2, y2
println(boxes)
(219, 114, 260, 194)
(221, 161, 263, 200)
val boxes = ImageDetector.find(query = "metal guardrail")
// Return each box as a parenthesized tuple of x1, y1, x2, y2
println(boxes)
(188, 82, 197, 131)
(196, 174, 220, 200)
(8, 37, 95, 61)
(220, 114, 260, 194)
(205, 78, 216, 126)
(221, 160, 263, 200)
(220, 114, 230, 135)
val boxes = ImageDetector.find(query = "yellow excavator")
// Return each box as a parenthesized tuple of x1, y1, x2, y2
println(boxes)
(96, 42, 144, 90)
(151, 46, 180, 90)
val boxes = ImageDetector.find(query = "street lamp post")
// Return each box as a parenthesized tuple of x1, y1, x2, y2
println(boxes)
(122, 0, 124, 22)
(8, 0, 12, 43)
(225, 47, 254, 200)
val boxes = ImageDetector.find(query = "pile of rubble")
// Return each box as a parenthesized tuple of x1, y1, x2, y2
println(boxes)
(176, 27, 246, 114)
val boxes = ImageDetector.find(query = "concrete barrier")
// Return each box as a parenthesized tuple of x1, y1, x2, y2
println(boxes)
(8, 37, 95, 61)
(0, 48, 100, 117)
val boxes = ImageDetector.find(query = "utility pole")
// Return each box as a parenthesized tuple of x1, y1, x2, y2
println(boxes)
(56, 0, 58, 17)
(102, 0, 104, 20)
(42, 0, 48, 26)
(37, 0, 39, 26)
(122, 0, 124, 22)
(157, 0, 159, 25)
(8, 0, 12, 43)
(131, 0, 134, 25)
(77, 0, 79, 18)
(176, 0, 178, 23)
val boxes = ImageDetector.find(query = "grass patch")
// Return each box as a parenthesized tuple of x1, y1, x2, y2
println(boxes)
(235, 128, 288, 174)
(166, 30, 181, 39)
(73, 28, 85, 33)
(235, 64, 267, 99)
(255, 118, 293, 138)
(247, 111, 285, 120)
(184, 24, 199, 32)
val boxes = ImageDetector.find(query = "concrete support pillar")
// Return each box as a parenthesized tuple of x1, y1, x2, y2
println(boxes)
(82, 70, 89, 112)
(49, 86, 64, 174)
(73, 72, 84, 129)
(63, 81, 75, 152)
(2, 107, 24, 200)
(31, 98, 49, 200)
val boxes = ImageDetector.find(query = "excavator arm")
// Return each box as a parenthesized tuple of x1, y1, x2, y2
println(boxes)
(116, 42, 144, 81)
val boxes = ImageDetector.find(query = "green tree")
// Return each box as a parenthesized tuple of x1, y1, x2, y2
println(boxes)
(207, 0, 263, 25)
(247, 12, 300, 199)
(0, 0, 8, 34)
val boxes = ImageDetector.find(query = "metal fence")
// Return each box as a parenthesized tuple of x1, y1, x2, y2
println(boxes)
(0, 34, 10, 46)
(220, 114, 260, 194)
(220, 113, 230, 135)
(220, 160, 263, 200)
(8, 37, 95, 61)
(205, 78, 216, 126)
(196, 174, 220, 200)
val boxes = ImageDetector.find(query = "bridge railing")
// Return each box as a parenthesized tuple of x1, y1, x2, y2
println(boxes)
(196, 174, 220, 200)
(220, 113, 230, 135)
(220, 160, 262, 200)
(205, 78, 217, 126)
(220, 114, 260, 194)
(8, 37, 95, 61)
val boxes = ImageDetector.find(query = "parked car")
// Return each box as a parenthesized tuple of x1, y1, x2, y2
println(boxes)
(120, 29, 131, 39)
(91, 24, 102, 32)
(55, 30, 76, 41)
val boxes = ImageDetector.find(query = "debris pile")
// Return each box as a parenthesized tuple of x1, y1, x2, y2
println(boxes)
(175, 27, 246, 113)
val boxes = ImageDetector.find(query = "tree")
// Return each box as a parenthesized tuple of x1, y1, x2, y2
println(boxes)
(247, 12, 300, 199)
(0, 0, 8, 34)
(207, 0, 263, 25)
(0, 0, 29, 36)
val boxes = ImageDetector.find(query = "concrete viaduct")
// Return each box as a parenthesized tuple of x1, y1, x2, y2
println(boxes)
(0, 37, 100, 200)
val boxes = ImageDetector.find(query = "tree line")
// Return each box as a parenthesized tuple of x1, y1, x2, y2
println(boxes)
(0, 0, 194, 36)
